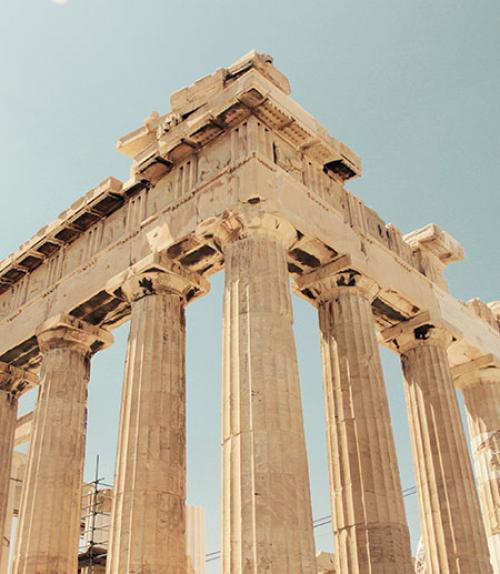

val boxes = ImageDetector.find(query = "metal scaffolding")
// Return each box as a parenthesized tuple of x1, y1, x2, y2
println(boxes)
(78, 457, 112, 574)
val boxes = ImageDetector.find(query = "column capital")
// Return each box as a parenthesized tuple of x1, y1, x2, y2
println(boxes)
(122, 254, 209, 304)
(0, 362, 38, 399)
(36, 314, 113, 355)
(214, 206, 298, 250)
(296, 255, 379, 303)
(380, 312, 453, 354)
(451, 354, 500, 389)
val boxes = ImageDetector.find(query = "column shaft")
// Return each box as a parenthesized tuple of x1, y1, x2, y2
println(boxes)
(12, 317, 110, 574)
(1, 454, 25, 574)
(14, 348, 89, 573)
(0, 368, 17, 570)
(460, 371, 500, 573)
(0, 468, 16, 574)
(106, 272, 195, 574)
(319, 287, 413, 573)
(401, 335, 492, 573)
(221, 232, 316, 574)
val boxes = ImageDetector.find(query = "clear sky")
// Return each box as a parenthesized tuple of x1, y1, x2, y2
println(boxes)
(1, 0, 499, 571)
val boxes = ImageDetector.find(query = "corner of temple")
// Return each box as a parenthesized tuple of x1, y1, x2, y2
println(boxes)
(169, 51, 291, 119)
(404, 224, 465, 264)
(117, 50, 292, 163)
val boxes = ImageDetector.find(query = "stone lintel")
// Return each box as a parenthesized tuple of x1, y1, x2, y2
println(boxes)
(295, 254, 379, 303)
(0, 362, 38, 398)
(451, 353, 499, 376)
(0, 176, 124, 298)
(404, 223, 465, 265)
(36, 313, 113, 355)
(120, 252, 209, 304)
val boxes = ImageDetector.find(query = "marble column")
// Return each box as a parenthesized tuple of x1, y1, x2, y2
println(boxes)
(106, 264, 207, 574)
(220, 216, 316, 574)
(297, 262, 413, 574)
(0, 364, 20, 570)
(1, 453, 28, 574)
(455, 361, 500, 573)
(391, 321, 492, 573)
(0, 470, 16, 574)
(12, 315, 112, 574)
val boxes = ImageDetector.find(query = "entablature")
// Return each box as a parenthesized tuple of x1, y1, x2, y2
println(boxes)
(0, 52, 360, 301)
(0, 52, 498, 385)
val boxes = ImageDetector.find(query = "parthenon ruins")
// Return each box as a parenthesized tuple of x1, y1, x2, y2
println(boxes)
(0, 51, 498, 573)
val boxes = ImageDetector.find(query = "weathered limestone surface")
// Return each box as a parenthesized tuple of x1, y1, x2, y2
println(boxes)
(455, 361, 500, 573)
(106, 265, 207, 574)
(0, 365, 18, 569)
(220, 213, 316, 573)
(297, 261, 413, 574)
(12, 315, 111, 574)
(393, 323, 493, 573)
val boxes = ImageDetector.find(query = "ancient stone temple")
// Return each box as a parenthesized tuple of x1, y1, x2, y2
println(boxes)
(0, 51, 498, 573)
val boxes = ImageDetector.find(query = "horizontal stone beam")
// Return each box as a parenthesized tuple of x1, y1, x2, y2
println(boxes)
(0, 156, 498, 375)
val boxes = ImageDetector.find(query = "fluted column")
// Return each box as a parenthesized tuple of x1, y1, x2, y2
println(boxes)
(0, 365, 36, 573)
(12, 315, 112, 574)
(0, 476, 15, 574)
(220, 214, 316, 573)
(454, 360, 500, 573)
(297, 259, 413, 574)
(388, 320, 492, 573)
(106, 262, 208, 574)
(0, 365, 24, 568)
(0, 367, 17, 571)
(0, 464, 15, 574)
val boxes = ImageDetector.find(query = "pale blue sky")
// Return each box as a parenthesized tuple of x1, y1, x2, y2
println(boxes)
(1, 0, 499, 570)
